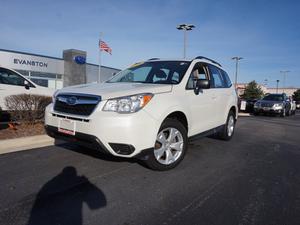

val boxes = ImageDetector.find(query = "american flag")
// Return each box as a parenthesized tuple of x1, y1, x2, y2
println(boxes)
(99, 40, 112, 55)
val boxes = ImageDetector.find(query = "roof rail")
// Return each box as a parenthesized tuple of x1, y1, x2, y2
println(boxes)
(194, 56, 222, 67)
(148, 58, 160, 61)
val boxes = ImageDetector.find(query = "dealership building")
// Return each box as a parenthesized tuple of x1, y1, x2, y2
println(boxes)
(0, 49, 120, 89)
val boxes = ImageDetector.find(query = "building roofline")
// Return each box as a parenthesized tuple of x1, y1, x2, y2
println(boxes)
(267, 87, 299, 89)
(0, 48, 121, 70)
(0, 48, 63, 61)
(86, 63, 121, 71)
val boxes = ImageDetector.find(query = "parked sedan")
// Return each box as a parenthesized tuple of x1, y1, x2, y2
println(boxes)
(296, 101, 300, 109)
(238, 98, 257, 113)
(253, 93, 291, 117)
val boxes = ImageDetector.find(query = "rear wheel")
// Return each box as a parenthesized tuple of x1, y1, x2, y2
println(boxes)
(218, 111, 236, 141)
(145, 118, 187, 171)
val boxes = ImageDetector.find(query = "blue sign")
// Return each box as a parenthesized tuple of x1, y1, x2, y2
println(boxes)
(74, 55, 86, 65)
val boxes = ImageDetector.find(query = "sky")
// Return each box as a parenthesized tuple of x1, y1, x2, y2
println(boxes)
(1, 0, 300, 87)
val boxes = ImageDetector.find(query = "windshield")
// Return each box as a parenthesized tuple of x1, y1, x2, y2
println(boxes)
(263, 94, 284, 101)
(107, 61, 191, 84)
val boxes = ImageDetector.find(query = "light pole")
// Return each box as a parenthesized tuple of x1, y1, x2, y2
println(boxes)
(176, 24, 195, 59)
(280, 70, 290, 94)
(276, 80, 279, 93)
(232, 56, 243, 89)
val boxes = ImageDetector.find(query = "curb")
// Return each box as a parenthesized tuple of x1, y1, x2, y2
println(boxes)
(238, 112, 251, 117)
(0, 135, 64, 155)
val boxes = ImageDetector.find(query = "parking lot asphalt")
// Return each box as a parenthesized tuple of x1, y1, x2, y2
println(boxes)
(0, 113, 299, 225)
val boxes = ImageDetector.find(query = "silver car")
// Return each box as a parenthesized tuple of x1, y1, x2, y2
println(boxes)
(253, 93, 291, 117)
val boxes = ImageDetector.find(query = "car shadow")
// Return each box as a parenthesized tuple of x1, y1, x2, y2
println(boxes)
(56, 141, 140, 164)
(27, 166, 106, 225)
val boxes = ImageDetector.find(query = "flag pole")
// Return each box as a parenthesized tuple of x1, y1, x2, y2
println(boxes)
(98, 32, 103, 83)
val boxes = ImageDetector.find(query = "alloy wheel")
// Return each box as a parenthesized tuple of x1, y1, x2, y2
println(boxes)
(227, 115, 235, 137)
(154, 127, 184, 165)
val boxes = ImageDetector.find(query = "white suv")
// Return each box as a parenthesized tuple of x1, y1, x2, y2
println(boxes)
(45, 57, 238, 170)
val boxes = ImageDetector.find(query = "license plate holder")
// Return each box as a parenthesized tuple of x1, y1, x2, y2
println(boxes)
(58, 118, 76, 136)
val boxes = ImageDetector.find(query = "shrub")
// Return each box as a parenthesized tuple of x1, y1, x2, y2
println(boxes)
(241, 80, 264, 100)
(292, 89, 300, 101)
(4, 94, 52, 124)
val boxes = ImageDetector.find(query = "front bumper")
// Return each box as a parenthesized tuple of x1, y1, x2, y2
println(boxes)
(254, 107, 283, 114)
(45, 124, 110, 154)
(45, 103, 160, 158)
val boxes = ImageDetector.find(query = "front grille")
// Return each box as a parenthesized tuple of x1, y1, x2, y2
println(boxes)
(54, 93, 101, 116)
(261, 102, 273, 107)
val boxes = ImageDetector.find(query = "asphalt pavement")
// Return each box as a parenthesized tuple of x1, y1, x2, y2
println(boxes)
(0, 113, 299, 225)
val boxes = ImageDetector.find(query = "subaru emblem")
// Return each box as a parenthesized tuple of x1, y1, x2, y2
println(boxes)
(74, 55, 86, 65)
(66, 96, 77, 105)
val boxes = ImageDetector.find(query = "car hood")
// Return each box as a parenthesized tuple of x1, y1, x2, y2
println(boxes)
(59, 82, 173, 100)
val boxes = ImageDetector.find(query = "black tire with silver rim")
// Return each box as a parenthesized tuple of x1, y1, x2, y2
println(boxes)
(218, 110, 236, 141)
(145, 118, 187, 171)
(280, 108, 286, 117)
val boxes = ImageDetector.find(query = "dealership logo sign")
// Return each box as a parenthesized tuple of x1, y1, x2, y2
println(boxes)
(74, 55, 86, 65)
(13, 58, 48, 67)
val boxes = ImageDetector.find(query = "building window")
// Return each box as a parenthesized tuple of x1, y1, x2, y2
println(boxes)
(16, 70, 63, 89)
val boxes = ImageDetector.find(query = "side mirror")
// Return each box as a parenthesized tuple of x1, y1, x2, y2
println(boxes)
(194, 79, 210, 95)
(196, 79, 210, 89)
(24, 80, 30, 90)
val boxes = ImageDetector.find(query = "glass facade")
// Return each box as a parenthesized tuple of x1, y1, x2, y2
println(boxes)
(16, 70, 63, 89)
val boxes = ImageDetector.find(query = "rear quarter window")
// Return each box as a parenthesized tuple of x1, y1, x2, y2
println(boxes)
(221, 70, 232, 88)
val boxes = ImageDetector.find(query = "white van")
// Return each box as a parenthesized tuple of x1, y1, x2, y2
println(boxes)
(0, 67, 54, 110)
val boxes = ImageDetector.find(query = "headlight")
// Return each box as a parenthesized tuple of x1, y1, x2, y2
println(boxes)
(52, 90, 59, 103)
(254, 102, 260, 108)
(103, 93, 153, 113)
(273, 103, 283, 108)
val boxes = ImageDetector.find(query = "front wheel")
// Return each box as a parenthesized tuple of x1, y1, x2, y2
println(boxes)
(280, 108, 286, 117)
(145, 118, 187, 171)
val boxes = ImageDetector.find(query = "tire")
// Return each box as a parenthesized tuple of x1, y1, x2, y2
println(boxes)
(218, 111, 236, 141)
(144, 118, 188, 171)
(253, 112, 258, 116)
(280, 108, 286, 117)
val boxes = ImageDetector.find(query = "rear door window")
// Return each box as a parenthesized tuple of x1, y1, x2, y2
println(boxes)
(208, 65, 226, 88)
